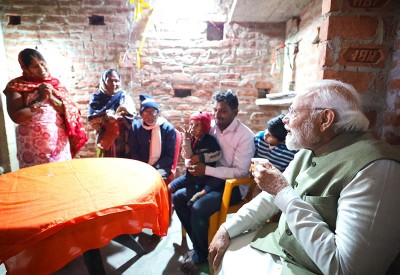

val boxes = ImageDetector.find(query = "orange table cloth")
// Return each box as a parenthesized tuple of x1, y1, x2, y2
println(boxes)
(0, 158, 170, 274)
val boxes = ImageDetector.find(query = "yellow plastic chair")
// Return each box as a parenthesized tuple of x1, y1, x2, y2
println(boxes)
(181, 177, 256, 245)
(207, 177, 256, 244)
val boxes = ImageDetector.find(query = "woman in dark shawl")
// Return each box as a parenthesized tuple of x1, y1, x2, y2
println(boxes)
(88, 69, 136, 157)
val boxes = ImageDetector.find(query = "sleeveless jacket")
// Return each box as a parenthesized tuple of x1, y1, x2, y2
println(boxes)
(251, 132, 400, 274)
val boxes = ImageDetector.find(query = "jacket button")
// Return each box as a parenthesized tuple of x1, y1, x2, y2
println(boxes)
(311, 162, 316, 167)
(283, 249, 295, 260)
(294, 181, 298, 187)
(285, 229, 292, 236)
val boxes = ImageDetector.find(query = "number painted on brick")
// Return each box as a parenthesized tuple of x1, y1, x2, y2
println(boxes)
(349, 0, 380, 8)
(350, 49, 380, 63)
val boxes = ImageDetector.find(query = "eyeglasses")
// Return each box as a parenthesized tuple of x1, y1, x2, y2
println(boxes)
(143, 109, 159, 116)
(286, 107, 327, 119)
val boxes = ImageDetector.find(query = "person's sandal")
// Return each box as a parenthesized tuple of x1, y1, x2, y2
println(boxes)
(179, 249, 195, 262)
(179, 255, 199, 275)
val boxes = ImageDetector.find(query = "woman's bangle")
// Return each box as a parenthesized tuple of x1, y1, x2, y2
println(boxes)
(51, 97, 63, 107)
(30, 101, 42, 112)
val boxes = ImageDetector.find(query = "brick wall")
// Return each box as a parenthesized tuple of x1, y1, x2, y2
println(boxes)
(285, 0, 400, 145)
(284, 0, 324, 91)
(1, 0, 286, 165)
(321, 0, 400, 144)
(1, 0, 399, 173)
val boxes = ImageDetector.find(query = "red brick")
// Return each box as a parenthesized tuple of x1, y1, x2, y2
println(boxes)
(339, 45, 387, 68)
(220, 73, 242, 80)
(196, 82, 218, 89)
(373, 73, 386, 93)
(249, 111, 270, 120)
(388, 79, 400, 90)
(160, 65, 183, 73)
(298, 0, 323, 30)
(142, 79, 162, 88)
(322, 70, 373, 92)
(235, 66, 258, 73)
(194, 73, 219, 82)
(171, 73, 193, 83)
(219, 80, 241, 87)
(236, 48, 255, 58)
(383, 112, 400, 127)
(43, 15, 68, 24)
(322, 0, 341, 14)
(327, 15, 378, 40)
(236, 88, 258, 97)
(192, 90, 214, 98)
(343, 0, 399, 12)
(171, 83, 196, 90)
(255, 81, 274, 89)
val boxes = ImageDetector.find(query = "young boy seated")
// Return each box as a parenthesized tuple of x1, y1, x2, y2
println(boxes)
(168, 112, 224, 206)
(253, 114, 298, 197)
(254, 114, 298, 172)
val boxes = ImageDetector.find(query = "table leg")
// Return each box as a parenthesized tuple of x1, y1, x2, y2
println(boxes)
(113, 234, 147, 256)
(83, 249, 106, 275)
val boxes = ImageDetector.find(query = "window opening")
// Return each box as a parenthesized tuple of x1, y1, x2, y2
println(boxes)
(174, 89, 192, 97)
(89, 15, 105, 25)
(257, 89, 270, 99)
(8, 15, 21, 25)
(207, 22, 224, 41)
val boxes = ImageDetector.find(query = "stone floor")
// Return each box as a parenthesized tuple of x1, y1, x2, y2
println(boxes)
(0, 212, 211, 275)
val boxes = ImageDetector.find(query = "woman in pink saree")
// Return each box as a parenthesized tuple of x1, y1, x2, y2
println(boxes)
(3, 48, 87, 168)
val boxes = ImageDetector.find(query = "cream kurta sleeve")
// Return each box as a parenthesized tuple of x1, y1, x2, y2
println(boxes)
(275, 159, 400, 275)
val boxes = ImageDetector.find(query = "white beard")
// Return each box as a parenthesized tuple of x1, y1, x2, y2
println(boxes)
(286, 116, 320, 151)
(286, 133, 302, 151)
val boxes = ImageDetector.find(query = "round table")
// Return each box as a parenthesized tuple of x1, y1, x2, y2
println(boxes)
(0, 158, 169, 274)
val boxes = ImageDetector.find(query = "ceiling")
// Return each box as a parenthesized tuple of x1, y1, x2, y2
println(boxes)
(228, 0, 313, 23)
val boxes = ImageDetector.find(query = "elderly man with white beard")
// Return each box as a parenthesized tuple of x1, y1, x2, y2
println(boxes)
(208, 79, 400, 275)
